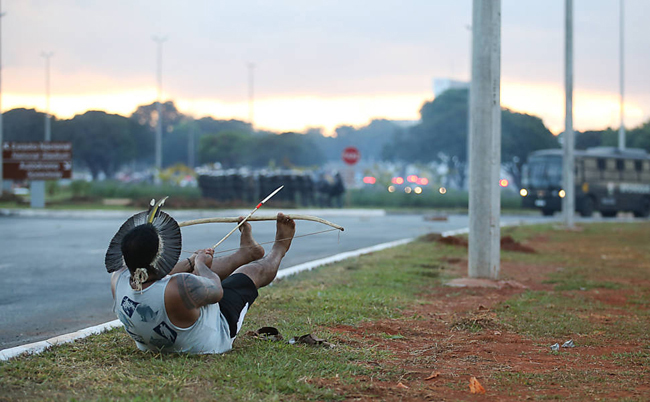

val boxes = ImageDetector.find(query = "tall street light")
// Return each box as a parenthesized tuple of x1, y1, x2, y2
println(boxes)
(562, 0, 575, 229)
(0, 2, 6, 192)
(618, 0, 625, 150)
(32, 51, 53, 208)
(152, 35, 167, 185)
(41, 51, 54, 141)
(465, 24, 472, 190)
(248, 62, 255, 131)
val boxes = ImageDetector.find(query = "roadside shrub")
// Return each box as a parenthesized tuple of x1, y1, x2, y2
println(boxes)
(348, 187, 522, 210)
(70, 180, 92, 197)
(87, 180, 201, 200)
(46, 180, 60, 196)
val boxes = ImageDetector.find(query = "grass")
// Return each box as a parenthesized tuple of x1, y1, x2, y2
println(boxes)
(498, 222, 650, 345)
(2, 222, 650, 400)
(541, 274, 623, 291)
(497, 291, 603, 339)
(0, 241, 450, 401)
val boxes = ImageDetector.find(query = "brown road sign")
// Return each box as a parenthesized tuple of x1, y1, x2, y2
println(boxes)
(2, 142, 73, 180)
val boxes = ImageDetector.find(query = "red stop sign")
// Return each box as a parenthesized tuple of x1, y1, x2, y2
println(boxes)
(342, 146, 360, 165)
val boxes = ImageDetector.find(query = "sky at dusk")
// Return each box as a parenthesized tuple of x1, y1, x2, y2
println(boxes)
(3, 0, 649, 135)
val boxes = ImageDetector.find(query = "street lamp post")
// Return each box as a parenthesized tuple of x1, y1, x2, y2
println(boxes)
(31, 51, 53, 208)
(0, 2, 6, 192)
(618, 0, 625, 150)
(465, 24, 472, 190)
(152, 35, 167, 185)
(41, 52, 53, 141)
(188, 124, 195, 168)
(562, 0, 575, 229)
(248, 63, 255, 131)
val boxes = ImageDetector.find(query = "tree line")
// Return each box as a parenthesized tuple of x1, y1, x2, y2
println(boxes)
(3, 103, 326, 179)
(3, 91, 649, 184)
(384, 89, 561, 188)
(384, 88, 650, 188)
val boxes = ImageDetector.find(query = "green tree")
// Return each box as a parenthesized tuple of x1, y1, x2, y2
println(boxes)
(3, 108, 53, 141)
(388, 88, 558, 188)
(575, 130, 604, 150)
(248, 132, 325, 168)
(390, 89, 470, 187)
(502, 109, 559, 187)
(334, 119, 403, 163)
(162, 118, 200, 168)
(305, 128, 340, 161)
(198, 130, 251, 168)
(58, 111, 137, 179)
(628, 121, 650, 152)
(196, 117, 253, 137)
(130, 101, 184, 167)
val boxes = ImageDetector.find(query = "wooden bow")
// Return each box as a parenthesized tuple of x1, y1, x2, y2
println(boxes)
(178, 214, 345, 231)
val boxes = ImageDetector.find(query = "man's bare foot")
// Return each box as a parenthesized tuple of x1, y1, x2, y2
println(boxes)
(272, 212, 295, 256)
(238, 217, 265, 261)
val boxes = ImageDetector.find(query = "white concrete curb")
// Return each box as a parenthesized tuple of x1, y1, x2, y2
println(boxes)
(276, 238, 415, 279)
(0, 319, 123, 361)
(0, 219, 532, 362)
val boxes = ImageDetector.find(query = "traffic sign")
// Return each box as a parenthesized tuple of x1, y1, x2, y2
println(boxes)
(342, 146, 360, 165)
(2, 142, 72, 180)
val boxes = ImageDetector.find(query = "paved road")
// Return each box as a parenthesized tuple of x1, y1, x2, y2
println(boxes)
(0, 208, 560, 349)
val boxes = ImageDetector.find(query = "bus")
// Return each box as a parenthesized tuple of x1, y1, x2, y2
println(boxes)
(520, 147, 650, 217)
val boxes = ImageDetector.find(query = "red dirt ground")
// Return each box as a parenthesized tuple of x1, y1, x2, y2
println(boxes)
(317, 239, 650, 401)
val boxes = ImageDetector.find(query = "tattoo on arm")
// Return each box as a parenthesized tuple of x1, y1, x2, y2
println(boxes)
(177, 274, 221, 309)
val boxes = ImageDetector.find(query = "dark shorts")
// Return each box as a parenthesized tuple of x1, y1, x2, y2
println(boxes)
(219, 273, 259, 337)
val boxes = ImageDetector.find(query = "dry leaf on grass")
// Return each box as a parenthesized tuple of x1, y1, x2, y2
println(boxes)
(469, 377, 486, 394)
(396, 382, 409, 389)
(425, 371, 441, 380)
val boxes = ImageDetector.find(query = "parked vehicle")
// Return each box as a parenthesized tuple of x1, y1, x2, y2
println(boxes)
(520, 147, 650, 217)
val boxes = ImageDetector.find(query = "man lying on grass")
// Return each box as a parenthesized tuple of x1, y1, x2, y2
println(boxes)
(105, 201, 295, 354)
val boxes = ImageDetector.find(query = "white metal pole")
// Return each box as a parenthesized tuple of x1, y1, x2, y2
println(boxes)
(465, 24, 472, 190)
(152, 36, 167, 184)
(468, 0, 501, 279)
(562, 0, 575, 228)
(248, 63, 255, 131)
(41, 52, 53, 142)
(0, 2, 5, 191)
(188, 120, 195, 168)
(618, 0, 625, 150)
(31, 51, 53, 208)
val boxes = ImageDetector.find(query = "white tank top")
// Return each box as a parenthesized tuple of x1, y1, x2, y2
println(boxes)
(113, 269, 233, 354)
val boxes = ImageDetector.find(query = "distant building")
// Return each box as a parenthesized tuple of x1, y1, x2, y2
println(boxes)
(433, 78, 469, 97)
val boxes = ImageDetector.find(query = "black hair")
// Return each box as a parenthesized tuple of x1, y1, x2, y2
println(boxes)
(121, 224, 159, 273)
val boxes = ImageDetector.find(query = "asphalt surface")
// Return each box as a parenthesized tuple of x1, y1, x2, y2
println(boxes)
(0, 208, 600, 349)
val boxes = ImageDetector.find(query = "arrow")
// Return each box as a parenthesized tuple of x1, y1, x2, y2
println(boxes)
(211, 185, 284, 250)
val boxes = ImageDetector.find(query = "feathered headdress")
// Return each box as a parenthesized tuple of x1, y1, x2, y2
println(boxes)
(104, 197, 182, 278)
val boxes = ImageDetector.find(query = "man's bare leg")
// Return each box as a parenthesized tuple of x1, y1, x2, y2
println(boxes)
(232, 213, 295, 288)
(210, 220, 265, 281)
